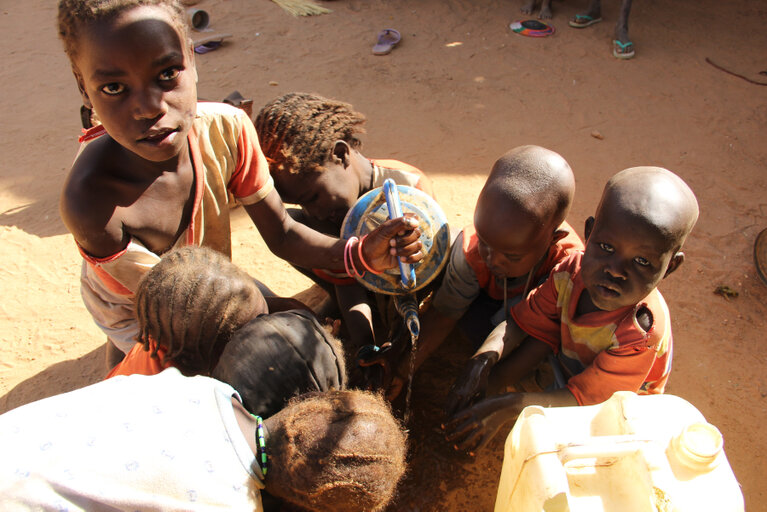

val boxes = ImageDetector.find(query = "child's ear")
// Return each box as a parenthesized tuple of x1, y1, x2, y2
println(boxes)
(584, 216, 595, 240)
(72, 67, 92, 109)
(551, 228, 569, 244)
(663, 252, 685, 278)
(332, 140, 351, 168)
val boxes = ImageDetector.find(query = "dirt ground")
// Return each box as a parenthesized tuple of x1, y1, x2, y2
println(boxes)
(1, 0, 766, 510)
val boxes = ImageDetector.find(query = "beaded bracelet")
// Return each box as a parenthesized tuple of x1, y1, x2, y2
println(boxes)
(251, 414, 268, 477)
(343, 236, 363, 278)
(358, 234, 383, 275)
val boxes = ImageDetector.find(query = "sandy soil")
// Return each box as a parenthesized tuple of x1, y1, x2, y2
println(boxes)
(1, 0, 766, 510)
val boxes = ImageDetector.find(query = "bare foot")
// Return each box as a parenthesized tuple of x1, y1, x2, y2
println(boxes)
(521, 0, 535, 15)
(538, 5, 553, 19)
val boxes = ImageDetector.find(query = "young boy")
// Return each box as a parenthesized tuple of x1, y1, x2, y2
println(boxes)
(443, 166, 699, 453)
(387, 145, 582, 398)
(255, 92, 436, 361)
(56, 1, 421, 366)
(0, 369, 407, 511)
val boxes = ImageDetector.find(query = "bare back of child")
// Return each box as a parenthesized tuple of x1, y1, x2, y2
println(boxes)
(443, 166, 699, 454)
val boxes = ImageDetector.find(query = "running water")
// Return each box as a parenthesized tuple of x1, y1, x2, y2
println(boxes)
(396, 294, 420, 424)
(403, 332, 418, 424)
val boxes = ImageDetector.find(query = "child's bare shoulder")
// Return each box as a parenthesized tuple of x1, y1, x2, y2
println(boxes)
(60, 136, 135, 257)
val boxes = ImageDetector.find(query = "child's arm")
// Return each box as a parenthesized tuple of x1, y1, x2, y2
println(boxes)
(335, 284, 376, 352)
(386, 308, 458, 400)
(60, 168, 130, 259)
(243, 190, 422, 272)
(443, 388, 578, 454)
(444, 318, 539, 416)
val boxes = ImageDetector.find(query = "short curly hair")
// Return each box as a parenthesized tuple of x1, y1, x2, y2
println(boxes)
(254, 92, 367, 176)
(57, 0, 189, 61)
(267, 389, 408, 512)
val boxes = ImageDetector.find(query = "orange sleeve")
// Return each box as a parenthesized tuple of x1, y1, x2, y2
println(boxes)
(228, 110, 274, 203)
(566, 343, 659, 405)
(510, 271, 563, 352)
(105, 341, 171, 379)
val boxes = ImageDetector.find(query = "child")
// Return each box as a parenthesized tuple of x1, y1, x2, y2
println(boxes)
(106, 245, 268, 378)
(443, 166, 699, 453)
(56, 1, 422, 367)
(255, 92, 436, 362)
(0, 369, 407, 511)
(212, 308, 348, 418)
(387, 145, 582, 399)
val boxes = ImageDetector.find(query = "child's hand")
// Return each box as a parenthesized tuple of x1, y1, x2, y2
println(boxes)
(442, 394, 523, 454)
(444, 352, 498, 417)
(362, 214, 422, 271)
(323, 317, 341, 337)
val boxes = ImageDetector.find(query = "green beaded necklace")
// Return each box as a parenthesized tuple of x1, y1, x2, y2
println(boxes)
(250, 414, 267, 477)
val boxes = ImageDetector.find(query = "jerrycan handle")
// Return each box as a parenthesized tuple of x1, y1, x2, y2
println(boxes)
(558, 435, 655, 464)
(383, 179, 416, 290)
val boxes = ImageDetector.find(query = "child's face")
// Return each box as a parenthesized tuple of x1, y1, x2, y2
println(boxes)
(72, 6, 197, 162)
(474, 212, 556, 280)
(274, 161, 360, 227)
(581, 204, 679, 312)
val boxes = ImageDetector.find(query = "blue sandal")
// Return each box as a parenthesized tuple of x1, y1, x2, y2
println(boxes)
(613, 39, 635, 59)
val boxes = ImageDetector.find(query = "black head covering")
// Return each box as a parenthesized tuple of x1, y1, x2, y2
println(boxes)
(212, 309, 347, 417)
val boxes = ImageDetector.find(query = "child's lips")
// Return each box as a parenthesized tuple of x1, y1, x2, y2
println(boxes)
(138, 127, 179, 145)
(595, 283, 620, 298)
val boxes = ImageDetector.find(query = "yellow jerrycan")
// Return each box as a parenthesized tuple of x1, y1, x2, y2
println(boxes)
(494, 391, 743, 512)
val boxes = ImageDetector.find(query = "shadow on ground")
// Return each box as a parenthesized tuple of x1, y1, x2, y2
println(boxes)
(0, 345, 105, 414)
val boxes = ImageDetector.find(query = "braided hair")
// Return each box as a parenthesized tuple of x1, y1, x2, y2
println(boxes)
(254, 92, 367, 176)
(267, 389, 408, 512)
(135, 246, 265, 376)
(57, 0, 189, 61)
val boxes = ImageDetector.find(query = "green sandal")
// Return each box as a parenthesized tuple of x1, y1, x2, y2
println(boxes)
(613, 39, 635, 59)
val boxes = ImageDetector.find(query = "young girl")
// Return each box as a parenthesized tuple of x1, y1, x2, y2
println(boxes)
(106, 245, 269, 378)
(56, 0, 422, 369)
(255, 92, 436, 377)
(0, 369, 407, 511)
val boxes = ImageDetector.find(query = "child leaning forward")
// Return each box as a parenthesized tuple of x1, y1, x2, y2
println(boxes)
(444, 166, 699, 453)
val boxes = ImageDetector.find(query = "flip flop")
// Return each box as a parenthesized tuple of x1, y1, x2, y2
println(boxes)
(372, 28, 401, 55)
(613, 39, 635, 59)
(754, 228, 767, 286)
(568, 14, 602, 28)
(193, 33, 232, 54)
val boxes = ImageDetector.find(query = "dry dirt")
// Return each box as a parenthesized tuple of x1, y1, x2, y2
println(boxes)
(1, 0, 765, 510)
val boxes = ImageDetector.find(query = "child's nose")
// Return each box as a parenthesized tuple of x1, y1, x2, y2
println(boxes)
(133, 87, 167, 120)
(604, 262, 627, 280)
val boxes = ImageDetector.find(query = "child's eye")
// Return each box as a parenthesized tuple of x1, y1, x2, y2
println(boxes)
(634, 256, 651, 267)
(598, 242, 614, 253)
(159, 68, 181, 82)
(101, 83, 125, 95)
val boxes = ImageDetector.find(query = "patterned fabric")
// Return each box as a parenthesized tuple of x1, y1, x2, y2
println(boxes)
(76, 103, 273, 352)
(0, 368, 264, 511)
(431, 221, 583, 319)
(511, 251, 673, 406)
